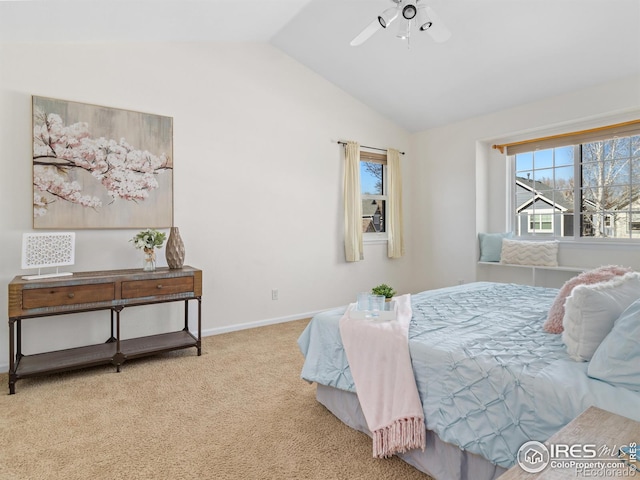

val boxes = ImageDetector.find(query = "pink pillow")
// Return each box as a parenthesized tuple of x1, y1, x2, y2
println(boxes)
(543, 265, 632, 333)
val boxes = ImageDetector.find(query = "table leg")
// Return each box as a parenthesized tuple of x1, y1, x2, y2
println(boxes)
(197, 297, 202, 356)
(113, 306, 124, 372)
(8, 318, 16, 394)
(109, 309, 116, 342)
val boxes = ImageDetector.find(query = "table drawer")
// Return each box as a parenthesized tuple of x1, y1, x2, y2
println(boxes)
(23, 283, 116, 310)
(121, 276, 194, 299)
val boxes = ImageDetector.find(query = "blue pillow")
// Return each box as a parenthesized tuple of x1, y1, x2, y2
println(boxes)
(478, 232, 513, 262)
(587, 297, 640, 392)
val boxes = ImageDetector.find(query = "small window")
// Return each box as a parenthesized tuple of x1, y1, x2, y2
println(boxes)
(528, 213, 553, 233)
(360, 152, 387, 237)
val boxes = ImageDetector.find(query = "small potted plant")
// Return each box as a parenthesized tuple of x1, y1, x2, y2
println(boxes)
(371, 283, 396, 301)
(131, 228, 166, 271)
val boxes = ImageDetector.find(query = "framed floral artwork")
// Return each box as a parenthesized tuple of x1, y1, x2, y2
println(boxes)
(32, 96, 173, 229)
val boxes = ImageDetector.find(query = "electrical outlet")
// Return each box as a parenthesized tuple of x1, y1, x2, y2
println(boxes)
(458, 280, 464, 285)
(272, 289, 278, 300)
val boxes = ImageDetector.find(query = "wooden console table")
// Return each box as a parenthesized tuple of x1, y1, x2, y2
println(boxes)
(7, 266, 202, 394)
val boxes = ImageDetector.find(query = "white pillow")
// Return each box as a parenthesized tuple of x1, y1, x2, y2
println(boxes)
(562, 271, 640, 362)
(588, 297, 640, 391)
(500, 239, 558, 267)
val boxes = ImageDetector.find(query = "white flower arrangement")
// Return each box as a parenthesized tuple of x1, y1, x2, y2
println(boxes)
(131, 229, 166, 250)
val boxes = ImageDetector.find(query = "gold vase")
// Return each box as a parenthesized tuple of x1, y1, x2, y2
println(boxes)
(165, 227, 185, 269)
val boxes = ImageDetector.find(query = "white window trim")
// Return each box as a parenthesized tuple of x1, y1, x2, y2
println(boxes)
(362, 160, 388, 243)
(363, 234, 388, 244)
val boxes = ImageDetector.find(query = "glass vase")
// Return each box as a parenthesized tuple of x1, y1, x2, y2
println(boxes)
(143, 248, 156, 272)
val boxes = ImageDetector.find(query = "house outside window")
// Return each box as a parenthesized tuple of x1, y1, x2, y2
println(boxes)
(360, 151, 387, 239)
(511, 131, 640, 240)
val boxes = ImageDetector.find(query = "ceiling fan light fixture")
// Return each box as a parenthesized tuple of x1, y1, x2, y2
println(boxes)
(378, 7, 399, 28)
(351, 0, 451, 47)
(416, 7, 432, 31)
(396, 19, 411, 40)
(402, 3, 417, 20)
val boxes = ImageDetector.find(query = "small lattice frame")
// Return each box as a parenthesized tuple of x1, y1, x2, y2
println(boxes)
(22, 232, 76, 269)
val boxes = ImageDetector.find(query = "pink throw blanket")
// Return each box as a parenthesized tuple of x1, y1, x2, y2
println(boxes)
(339, 294, 425, 458)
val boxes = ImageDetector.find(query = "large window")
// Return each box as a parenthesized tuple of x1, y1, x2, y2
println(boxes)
(360, 151, 387, 236)
(512, 131, 640, 240)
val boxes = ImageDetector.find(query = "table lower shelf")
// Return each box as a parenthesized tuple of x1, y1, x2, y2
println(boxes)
(15, 341, 117, 376)
(13, 330, 199, 379)
(120, 330, 198, 359)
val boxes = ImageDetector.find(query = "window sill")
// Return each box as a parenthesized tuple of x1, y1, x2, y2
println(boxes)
(516, 236, 640, 248)
(477, 261, 587, 273)
(363, 235, 388, 245)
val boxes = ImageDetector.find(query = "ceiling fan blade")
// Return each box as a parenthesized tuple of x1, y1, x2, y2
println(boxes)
(424, 6, 451, 43)
(350, 18, 382, 46)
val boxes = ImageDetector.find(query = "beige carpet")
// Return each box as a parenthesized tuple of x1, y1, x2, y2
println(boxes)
(0, 319, 432, 479)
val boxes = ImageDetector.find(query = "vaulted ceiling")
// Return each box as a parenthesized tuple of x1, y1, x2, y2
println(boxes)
(2, 0, 639, 132)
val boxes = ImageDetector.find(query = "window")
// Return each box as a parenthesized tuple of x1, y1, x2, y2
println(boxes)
(528, 212, 553, 233)
(514, 146, 573, 237)
(511, 130, 640, 240)
(360, 151, 387, 237)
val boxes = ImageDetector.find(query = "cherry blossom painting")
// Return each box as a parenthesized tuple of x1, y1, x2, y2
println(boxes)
(32, 96, 173, 229)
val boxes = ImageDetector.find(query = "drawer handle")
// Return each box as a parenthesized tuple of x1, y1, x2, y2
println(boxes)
(157, 285, 163, 289)
(68, 293, 75, 299)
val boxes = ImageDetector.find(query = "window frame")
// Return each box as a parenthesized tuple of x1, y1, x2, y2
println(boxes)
(508, 130, 640, 243)
(360, 151, 388, 243)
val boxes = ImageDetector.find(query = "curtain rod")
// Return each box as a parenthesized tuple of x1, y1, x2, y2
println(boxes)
(492, 119, 640, 154)
(337, 141, 405, 155)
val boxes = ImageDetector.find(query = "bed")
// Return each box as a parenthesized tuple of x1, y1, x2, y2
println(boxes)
(297, 281, 640, 480)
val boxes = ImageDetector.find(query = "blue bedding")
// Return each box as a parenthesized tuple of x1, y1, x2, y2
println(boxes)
(297, 282, 640, 468)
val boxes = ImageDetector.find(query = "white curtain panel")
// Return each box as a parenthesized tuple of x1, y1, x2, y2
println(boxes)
(387, 148, 405, 258)
(344, 141, 363, 262)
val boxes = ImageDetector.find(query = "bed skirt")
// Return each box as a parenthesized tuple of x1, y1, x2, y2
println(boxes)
(316, 384, 507, 480)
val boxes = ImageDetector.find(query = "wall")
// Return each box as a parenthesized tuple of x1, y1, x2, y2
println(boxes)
(0, 42, 415, 371)
(411, 74, 640, 290)
(3, 43, 638, 376)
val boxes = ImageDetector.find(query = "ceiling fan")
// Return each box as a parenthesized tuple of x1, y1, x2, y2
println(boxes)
(350, 0, 451, 47)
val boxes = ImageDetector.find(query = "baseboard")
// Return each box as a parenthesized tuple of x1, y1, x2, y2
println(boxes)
(0, 307, 338, 374)
(200, 308, 331, 337)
